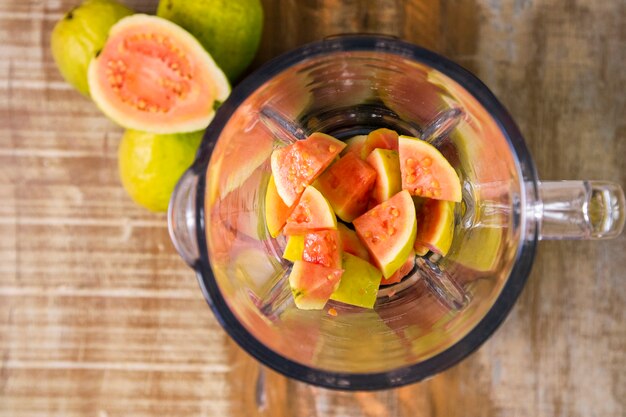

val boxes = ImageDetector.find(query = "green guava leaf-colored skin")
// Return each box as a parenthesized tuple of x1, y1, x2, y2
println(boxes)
(157, 0, 263, 81)
(330, 253, 382, 309)
(51, 0, 133, 97)
(118, 129, 203, 212)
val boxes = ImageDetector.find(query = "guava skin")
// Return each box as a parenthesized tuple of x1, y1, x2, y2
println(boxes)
(51, 0, 133, 97)
(157, 0, 263, 81)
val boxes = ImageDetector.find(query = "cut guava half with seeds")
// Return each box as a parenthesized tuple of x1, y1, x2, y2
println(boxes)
(283, 186, 336, 235)
(88, 14, 230, 133)
(398, 135, 462, 202)
(271, 132, 346, 207)
(353, 190, 417, 278)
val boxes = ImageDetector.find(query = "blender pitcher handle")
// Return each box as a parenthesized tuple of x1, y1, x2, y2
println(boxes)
(532, 181, 625, 240)
(168, 168, 201, 266)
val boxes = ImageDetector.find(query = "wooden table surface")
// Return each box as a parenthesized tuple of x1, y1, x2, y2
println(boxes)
(1, 0, 624, 416)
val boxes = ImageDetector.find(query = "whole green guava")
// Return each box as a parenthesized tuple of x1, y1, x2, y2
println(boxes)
(157, 0, 263, 81)
(51, 0, 133, 96)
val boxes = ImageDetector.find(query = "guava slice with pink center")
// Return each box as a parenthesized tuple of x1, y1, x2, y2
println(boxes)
(398, 135, 462, 202)
(360, 128, 399, 159)
(353, 190, 417, 278)
(341, 134, 367, 157)
(314, 152, 377, 222)
(283, 186, 336, 235)
(289, 261, 343, 310)
(271, 132, 346, 207)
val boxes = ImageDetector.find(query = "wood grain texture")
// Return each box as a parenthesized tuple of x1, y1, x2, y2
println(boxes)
(1, 0, 624, 416)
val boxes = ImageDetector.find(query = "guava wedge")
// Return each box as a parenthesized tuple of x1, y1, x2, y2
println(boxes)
(366, 148, 402, 205)
(283, 186, 336, 235)
(398, 135, 462, 202)
(380, 250, 415, 285)
(51, 0, 134, 97)
(342, 134, 367, 157)
(282, 230, 341, 269)
(271, 133, 346, 207)
(289, 261, 343, 310)
(414, 197, 455, 256)
(337, 223, 370, 262)
(314, 152, 377, 222)
(353, 190, 417, 278)
(330, 253, 382, 309)
(360, 128, 399, 159)
(88, 14, 230, 134)
(303, 230, 342, 269)
(283, 235, 304, 262)
(265, 175, 293, 238)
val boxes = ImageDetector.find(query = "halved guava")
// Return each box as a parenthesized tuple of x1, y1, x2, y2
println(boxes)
(414, 197, 455, 256)
(353, 190, 417, 278)
(289, 261, 343, 310)
(283, 186, 336, 235)
(366, 148, 402, 205)
(314, 153, 377, 222)
(88, 14, 230, 133)
(282, 230, 341, 269)
(337, 223, 370, 262)
(330, 252, 382, 309)
(398, 135, 462, 202)
(51, 0, 134, 97)
(341, 135, 367, 157)
(380, 250, 415, 285)
(265, 175, 293, 238)
(360, 128, 399, 159)
(271, 132, 346, 207)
